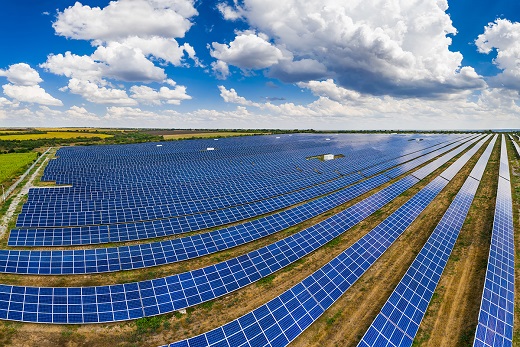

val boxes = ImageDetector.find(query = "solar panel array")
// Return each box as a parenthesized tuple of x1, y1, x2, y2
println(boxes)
(0, 136, 476, 275)
(358, 135, 496, 347)
(9, 135, 475, 247)
(473, 135, 515, 347)
(0, 135, 482, 324)
(164, 136, 489, 347)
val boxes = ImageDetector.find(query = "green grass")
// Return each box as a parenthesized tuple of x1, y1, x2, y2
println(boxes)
(0, 152, 38, 185)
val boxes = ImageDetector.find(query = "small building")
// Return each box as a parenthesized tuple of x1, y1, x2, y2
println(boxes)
(323, 154, 334, 161)
(206, 147, 215, 151)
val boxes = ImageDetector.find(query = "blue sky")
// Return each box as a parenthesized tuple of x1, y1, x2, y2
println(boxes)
(0, 0, 519, 130)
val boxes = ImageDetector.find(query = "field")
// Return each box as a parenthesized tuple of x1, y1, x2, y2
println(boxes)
(0, 133, 516, 347)
(0, 132, 113, 140)
(34, 128, 131, 132)
(0, 152, 38, 185)
(162, 131, 268, 140)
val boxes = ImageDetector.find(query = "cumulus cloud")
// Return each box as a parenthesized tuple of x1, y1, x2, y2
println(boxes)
(211, 32, 283, 72)
(65, 78, 137, 105)
(211, 60, 230, 79)
(215, 0, 485, 97)
(218, 85, 260, 106)
(216, 2, 243, 21)
(2, 84, 63, 106)
(43, 0, 201, 100)
(215, 79, 520, 129)
(130, 83, 192, 105)
(53, 0, 197, 41)
(66, 105, 100, 121)
(41, 52, 105, 82)
(476, 19, 520, 90)
(0, 63, 43, 86)
(92, 42, 167, 82)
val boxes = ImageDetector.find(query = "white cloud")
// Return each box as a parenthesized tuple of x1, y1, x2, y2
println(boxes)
(44, 0, 201, 95)
(211, 32, 283, 71)
(121, 36, 196, 66)
(66, 105, 100, 121)
(41, 38, 198, 84)
(476, 19, 520, 90)
(0, 97, 20, 108)
(0, 63, 43, 86)
(214, 79, 520, 129)
(216, 2, 243, 21)
(53, 0, 197, 41)
(41, 52, 105, 82)
(130, 84, 192, 105)
(216, 0, 485, 97)
(2, 84, 63, 106)
(211, 60, 230, 79)
(297, 79, 362, 102)
(218, 85, 259, 106)
(92, 42, 166, 82)
(65, 78, 137, 105)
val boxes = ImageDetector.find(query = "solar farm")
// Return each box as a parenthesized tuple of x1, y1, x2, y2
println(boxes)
(0, 132, 518, 347)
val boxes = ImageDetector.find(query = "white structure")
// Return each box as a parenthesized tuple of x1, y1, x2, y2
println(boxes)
(206, 147, 215, 151)
(323, 154, 334, 161)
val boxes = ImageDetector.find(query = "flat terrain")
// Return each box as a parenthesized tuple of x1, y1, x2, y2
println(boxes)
(162, 132, 267, 140)
(0, 132, 113, 140)
(0, 133, 515, 347)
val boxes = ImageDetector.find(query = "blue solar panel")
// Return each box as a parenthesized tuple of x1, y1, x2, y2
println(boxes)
(358, 135, 497, 347)
(0, 135, 483, 324)
(473, 135, 514, 347)
(161, 136, 487, 346)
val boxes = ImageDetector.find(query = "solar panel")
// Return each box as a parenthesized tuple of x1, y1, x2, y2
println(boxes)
(473, 135, 514, 347)
(358, 135, 496, 347)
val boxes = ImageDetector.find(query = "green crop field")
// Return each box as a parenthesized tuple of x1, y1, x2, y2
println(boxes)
(0, 131, 113, 140)
(0, 152, 38, 184)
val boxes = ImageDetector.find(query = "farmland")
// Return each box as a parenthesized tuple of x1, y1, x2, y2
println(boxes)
(163, 131, 267, 140)
(0, 131, 113, 141)
(0, 132, 517, 347)
(0, 152, 37, 185)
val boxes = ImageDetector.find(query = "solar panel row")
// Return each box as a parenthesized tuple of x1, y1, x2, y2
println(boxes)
(473, 135, 515, 347)
(358, 135, 496, 347)
(0, 135, 482, 324)
(510, 136, 520, 159)
(163, 135, 488, 347)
